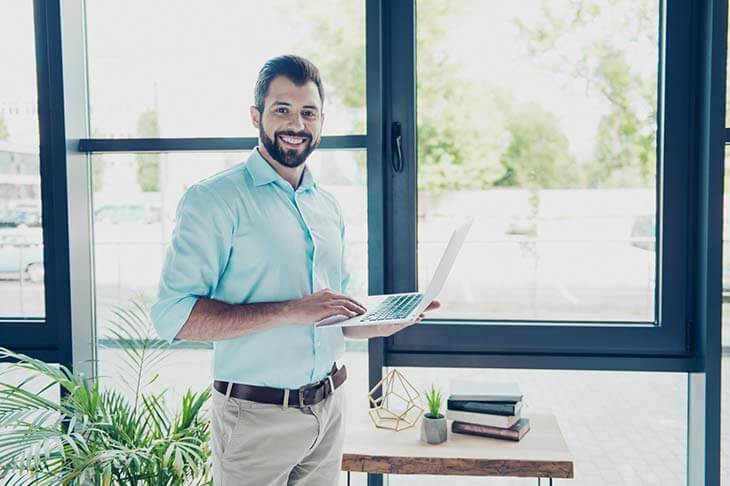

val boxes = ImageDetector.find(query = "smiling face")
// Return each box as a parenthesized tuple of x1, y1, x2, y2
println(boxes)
(251, 75, 324, 168)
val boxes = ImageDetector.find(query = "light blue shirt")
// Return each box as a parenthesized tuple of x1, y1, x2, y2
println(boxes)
(151, 148, 349, 389)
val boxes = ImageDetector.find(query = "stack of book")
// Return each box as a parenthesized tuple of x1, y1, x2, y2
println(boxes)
(447, 380, 530, 442)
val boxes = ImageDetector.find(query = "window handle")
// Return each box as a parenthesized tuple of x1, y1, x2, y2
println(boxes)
(392, 121, 404, 173)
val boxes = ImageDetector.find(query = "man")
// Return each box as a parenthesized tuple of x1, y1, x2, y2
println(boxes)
(151, 55, 438, 485)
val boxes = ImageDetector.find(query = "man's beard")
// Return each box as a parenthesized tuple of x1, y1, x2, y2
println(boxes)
(259, 122, 319, 168)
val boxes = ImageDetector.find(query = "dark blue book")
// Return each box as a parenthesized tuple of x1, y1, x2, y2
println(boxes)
(447, 399, 522, 416)
(449, 380, 523, 403)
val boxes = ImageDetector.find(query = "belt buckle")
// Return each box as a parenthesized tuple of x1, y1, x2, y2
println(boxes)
(297, 379, 323, 407)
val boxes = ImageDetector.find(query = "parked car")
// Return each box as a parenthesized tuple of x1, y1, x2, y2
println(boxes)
(630, 213, 730, 295)
(629, 214, 655, 251)
(94, 203, 161, 224)
(0, 207, 42, 228)
(0, 231, 44, 282)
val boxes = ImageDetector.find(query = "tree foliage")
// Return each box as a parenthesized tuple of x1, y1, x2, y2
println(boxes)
(293, 0, 656, 192)
(517, 0, 658, 187)
(0, 114, 9, 141)
(496, 103, 576, 189)
(136, 109, 160, 192)
(91, 129, 109, 193)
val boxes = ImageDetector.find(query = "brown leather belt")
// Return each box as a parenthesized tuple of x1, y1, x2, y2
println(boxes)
(213, 364, 347, 408)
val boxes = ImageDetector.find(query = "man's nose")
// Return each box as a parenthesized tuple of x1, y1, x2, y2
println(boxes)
(287, 113, 306, 132)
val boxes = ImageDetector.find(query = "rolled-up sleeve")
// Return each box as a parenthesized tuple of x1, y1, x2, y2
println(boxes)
(151, 184, 234, 343)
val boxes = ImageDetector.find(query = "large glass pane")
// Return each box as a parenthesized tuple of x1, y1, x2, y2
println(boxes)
(0, 1, 44, 318)
(371, 367, 685, 486)
(85, 1, 365, 138)
(416, 0, 659, 322)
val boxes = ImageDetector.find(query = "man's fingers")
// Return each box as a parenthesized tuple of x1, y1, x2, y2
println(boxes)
(331, 305, 356, 318)
(330, 299, 365, 315)
(374, 319, 424, 337)
(424, 300, 441, 312)
(323, 292, 367, 314)
(379, 323, 407, 336)
(342, 295, 367, 313)
(347, 298, 368, 314)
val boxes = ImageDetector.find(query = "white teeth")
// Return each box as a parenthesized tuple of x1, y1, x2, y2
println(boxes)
(281, 135, 304, 144)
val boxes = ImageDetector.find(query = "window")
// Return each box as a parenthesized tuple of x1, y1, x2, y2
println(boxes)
(0, 0, 44, 318)
(380, 0, 695, 364)
(84, 0, 370, 357)
(416, 0, 659, 322)
(85, 0, 366, 138)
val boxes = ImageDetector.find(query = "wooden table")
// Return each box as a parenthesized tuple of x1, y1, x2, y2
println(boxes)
(342, 413, 574, 484)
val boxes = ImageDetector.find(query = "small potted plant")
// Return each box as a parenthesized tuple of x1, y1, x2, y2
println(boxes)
(421, 384, 447, 444)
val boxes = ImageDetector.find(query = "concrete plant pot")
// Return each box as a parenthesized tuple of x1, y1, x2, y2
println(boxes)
(420, 413, 447, 444)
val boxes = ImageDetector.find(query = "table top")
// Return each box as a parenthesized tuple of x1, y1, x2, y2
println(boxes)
(342, 413, 574, 478)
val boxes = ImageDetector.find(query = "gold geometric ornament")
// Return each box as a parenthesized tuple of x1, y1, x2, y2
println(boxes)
(367, 369, 424, 431)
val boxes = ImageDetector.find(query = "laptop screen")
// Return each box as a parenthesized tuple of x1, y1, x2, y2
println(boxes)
(422, 218, 474, 303)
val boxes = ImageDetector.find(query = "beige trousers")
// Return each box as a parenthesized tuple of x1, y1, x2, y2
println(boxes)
(210, 383, 346, 486)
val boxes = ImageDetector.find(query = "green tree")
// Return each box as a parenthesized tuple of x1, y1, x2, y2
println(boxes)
(495, 103, 577, 189)
(136, 108, 160, 192)
(517, 0, 658, 187)
(293, 0, 577, 193)
(91, 129, 108, 193)
(415, 0, 509, 192)
(0, 113, 9, 140)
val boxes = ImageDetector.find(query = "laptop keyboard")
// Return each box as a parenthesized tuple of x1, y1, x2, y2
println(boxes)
(360, 294, 424, 322)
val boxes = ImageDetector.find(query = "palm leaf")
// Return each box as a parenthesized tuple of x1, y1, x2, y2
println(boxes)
(104, 302, 172, 407)
(0, 299, 210, 485)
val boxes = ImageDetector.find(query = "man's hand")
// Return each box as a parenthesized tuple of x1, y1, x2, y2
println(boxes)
(343, 300, 441, 339)
(285, 289, 367, 325)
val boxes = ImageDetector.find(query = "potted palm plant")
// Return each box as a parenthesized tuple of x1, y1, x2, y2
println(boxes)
(421, 385, 447, 444)
(0, 301, 212, 485)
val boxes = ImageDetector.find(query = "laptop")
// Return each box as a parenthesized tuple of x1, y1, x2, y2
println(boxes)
(315, 218, 473, 328)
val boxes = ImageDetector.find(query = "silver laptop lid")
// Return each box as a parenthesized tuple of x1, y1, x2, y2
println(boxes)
(422, 218, 474, 304)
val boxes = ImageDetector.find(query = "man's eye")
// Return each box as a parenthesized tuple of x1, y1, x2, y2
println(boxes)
(303, 111, 317, 118)
(276, 107, 288, 114)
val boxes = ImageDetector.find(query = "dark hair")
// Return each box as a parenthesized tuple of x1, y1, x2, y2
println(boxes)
(254, 55, 325, 112)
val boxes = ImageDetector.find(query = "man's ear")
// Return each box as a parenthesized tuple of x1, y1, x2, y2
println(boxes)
(250, 105, 261, 129)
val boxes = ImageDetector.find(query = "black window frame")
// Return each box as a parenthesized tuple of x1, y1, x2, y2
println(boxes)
(7, 0, 720, 389)
(373, 0, 708, 373)
(0, 0, 73, 367)
(63, 0, 717, 374)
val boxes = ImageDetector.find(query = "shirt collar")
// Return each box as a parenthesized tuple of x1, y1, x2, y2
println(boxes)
(247, 147, 316, 191)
